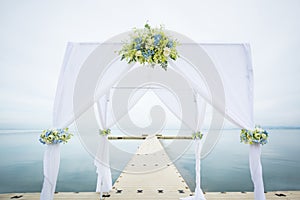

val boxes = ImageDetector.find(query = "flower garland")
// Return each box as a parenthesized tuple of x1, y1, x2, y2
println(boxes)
(118, 23, 179, 70)
(240, 126, 269, 145)
(99, 129, 111, 136)
(39, 128, 73, 145)
(192, 131, 203, 140)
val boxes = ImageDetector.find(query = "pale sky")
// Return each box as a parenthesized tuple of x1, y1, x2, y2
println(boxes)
(0, 0, 299, 129)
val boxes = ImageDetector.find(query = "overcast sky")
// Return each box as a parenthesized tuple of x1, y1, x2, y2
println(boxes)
(0, 0, 299, 129)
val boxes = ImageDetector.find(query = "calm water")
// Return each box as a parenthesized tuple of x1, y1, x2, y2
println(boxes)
(0, 129, 299, 193)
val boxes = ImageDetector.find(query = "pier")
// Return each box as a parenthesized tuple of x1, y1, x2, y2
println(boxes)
(108, 135, 191, 199)
(1, 191, 299, 199)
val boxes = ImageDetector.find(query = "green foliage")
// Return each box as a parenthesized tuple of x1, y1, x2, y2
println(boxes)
(119, 24, 179, 70)
(240, 126, 269, 145)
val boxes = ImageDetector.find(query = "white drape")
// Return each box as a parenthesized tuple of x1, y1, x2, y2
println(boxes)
(53, 42, 132, 128)
(170, 44, 254, 130)
(151, 84, 194, 130)
(53, 42, 254, 130)
(104, 85, 149, 128)
(194, 139, 206, 200)
(40, 144, 60, 200)
(180, 140, 206, 200)
(49, 41, 264, 200)
(94, 93, 112, 195)
(181, 93, 206, 200)
(249, 144, 265, 200)
(94, 136, 112, 193)
(194, 94, 206, 200)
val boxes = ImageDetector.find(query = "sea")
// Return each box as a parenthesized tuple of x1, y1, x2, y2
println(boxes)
(0, 128, 299, 193)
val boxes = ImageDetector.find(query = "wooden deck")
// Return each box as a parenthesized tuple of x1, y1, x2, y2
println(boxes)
(108, 135, 191, 199)
(1, 191, 299, 200)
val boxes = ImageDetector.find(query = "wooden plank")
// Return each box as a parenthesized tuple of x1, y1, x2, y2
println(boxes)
(108, 135, 193, 140)
(1, 191, 300, 200)
(109, 135, 192, 199)
(108, 136, 147, 140)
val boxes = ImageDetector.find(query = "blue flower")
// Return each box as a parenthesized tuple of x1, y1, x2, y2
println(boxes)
(142, 50, 154, 58)
(167, 40, 173, 48)
(142, 51, 150, 58)
(154, 34, 162, 40)
(135, 43, 141, 50)
(45, 131, 50, 137)
(40, 128, 72, 145)
(148, 49, 154, 55)
(154, 34, 162, 46)
(134, 37, 142, 44)
(39, 138, 45, 144)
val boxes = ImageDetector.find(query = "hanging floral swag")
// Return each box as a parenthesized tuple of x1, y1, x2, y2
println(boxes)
(118, 23, 179, 70)
(39, 128, 73, 145)
(192, 131, 203, 140)
(240, 126, 269, 145)
(100, 129, 111, 136)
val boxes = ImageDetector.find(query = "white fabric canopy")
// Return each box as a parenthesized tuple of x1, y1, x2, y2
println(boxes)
(41, 39, 265, 200)
(53, 42, 253, 130)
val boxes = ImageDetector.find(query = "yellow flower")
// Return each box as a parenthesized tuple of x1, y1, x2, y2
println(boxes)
(47, 135, 54, 142)
(254, 133, 262, 140)
(135, 50, 142, 57)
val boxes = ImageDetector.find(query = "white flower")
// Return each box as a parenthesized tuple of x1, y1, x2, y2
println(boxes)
(163, 47, 171, 57)
(135, 50, 142, 57)
(146, 38, 154, 45)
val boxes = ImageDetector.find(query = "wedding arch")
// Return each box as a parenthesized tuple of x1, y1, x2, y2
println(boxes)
(40, 29, 266, 200)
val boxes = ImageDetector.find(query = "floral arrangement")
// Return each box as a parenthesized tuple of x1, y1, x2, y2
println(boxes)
(39, 128, 73, 145)
(118, 23, 179, 70)
(192, 131, 203, 140)
(240, 126, 269, 145)
(99, 129, 111, 136)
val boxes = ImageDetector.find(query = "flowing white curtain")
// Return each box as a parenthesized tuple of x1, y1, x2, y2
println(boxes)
(53, 42, 133, 129)
(194, 93, 206, 200)
(181, 93, 206, 200)
(94, 136, 112, 193)
(53, 42, 254, 130)
(49, 41, 264, 200)
(151, 85, 187, 128)
(170, 44, 254, 130)
(40, 144, 60, 200)
(106, 85, 149, 128)
(250, 144, 265, 200)
(94, 93, 112, 195)
(194, 139, 206, 200)
(94, 88, 148, 194)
